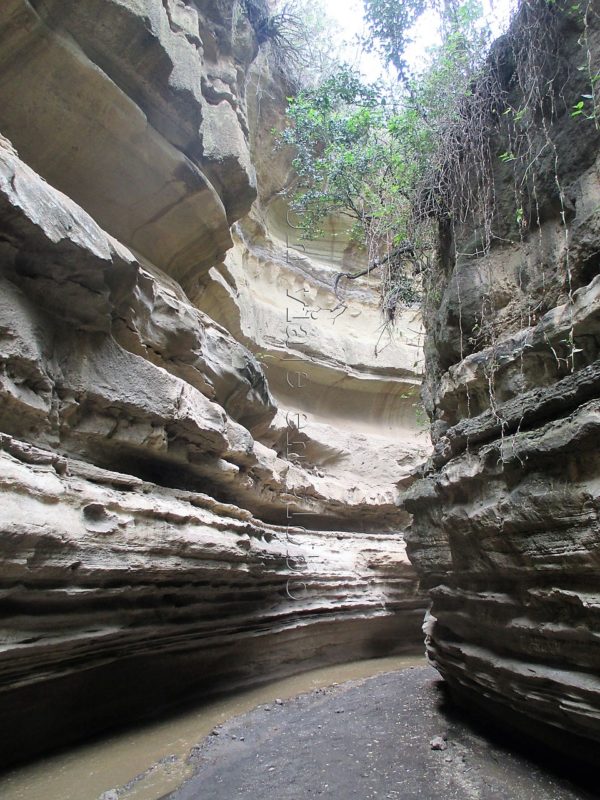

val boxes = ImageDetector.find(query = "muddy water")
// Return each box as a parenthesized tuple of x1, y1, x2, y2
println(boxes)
(0, 655, 424, 800)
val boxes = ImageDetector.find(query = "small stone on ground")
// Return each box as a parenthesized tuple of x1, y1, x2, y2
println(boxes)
(165, 666, 594, 800)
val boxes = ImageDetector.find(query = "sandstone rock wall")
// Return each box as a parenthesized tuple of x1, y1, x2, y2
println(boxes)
(404, 0, 600, 758)
(0, 0, 427, 764)
(0, 433, 422, 766)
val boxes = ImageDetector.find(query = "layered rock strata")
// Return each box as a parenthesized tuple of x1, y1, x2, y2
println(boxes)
(0, 433, 422, 767)
(404, 1, 600, 759)
(0, 0, 427, 765)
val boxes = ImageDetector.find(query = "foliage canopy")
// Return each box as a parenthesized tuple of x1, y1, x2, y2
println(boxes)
(363, 0, 428, 79)
(278, 0, 494, 318)
(277, 0, 599, 329)
(279, 67, 432, 312)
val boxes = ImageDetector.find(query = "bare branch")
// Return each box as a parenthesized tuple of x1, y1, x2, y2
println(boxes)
(332, 242, 415, 299)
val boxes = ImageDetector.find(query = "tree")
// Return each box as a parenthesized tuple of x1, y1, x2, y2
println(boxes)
(279, 66, 429, 314)
(363, 0, 429, 79)
(278, 1, 495, 319)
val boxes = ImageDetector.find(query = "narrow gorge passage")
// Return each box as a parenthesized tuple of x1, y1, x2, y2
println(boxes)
(1, 0, 600, 798)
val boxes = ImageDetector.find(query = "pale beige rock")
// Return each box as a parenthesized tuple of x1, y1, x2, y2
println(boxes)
(0, 434, 425, 764)
(0, 0, 429, 768)
(0, 0, 258, 280)
(197, 215, 426, 441)
(0, 136, 275, 444)
(190, 205, 430, 527)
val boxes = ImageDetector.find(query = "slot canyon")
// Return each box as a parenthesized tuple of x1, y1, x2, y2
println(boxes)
(0, 0, 599, 798)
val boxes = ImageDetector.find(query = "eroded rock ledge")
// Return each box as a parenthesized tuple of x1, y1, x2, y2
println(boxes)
(0, 433, 422, 766)
(403, 1, 600, 760)
(0, 0, 427, 765)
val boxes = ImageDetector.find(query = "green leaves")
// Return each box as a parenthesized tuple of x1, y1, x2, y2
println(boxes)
(278, 65, 408, 241)
(363, 0, 428, 80)
(277, 0, 499, 320)
(571, 95, 597, 120)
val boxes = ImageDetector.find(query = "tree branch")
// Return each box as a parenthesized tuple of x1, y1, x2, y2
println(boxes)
(333, 242, 415, 299)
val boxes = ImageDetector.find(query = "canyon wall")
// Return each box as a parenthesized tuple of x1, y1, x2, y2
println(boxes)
(404, 1, 600, 759)
(0, 0, 427, 765)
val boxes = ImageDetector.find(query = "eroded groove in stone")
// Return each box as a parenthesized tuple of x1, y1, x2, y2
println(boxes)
(0, 0, 428, 767)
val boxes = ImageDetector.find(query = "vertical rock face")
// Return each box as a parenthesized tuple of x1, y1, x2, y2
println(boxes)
(0, 0, 260, 279)
(404, 2, 600, 758)
(0, 1, 427, 765)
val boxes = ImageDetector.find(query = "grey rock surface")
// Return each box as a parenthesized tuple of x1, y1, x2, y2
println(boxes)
(405, 0, 600, 760)
(166, 667, 593, 800)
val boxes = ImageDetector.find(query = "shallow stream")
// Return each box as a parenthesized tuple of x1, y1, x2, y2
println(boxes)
(0, 655, 424, 800)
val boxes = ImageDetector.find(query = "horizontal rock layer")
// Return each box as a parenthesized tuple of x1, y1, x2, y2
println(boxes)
(0, 0, 257, 281)
(0, 0, 428, 767)
(0, 434, 423, 766)
(405, 1, 600, 760)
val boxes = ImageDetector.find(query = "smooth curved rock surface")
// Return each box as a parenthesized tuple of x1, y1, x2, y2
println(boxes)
(0, 0, 257, 281)
(0, 0, 428, 768)
(197, 211, 428, 464)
